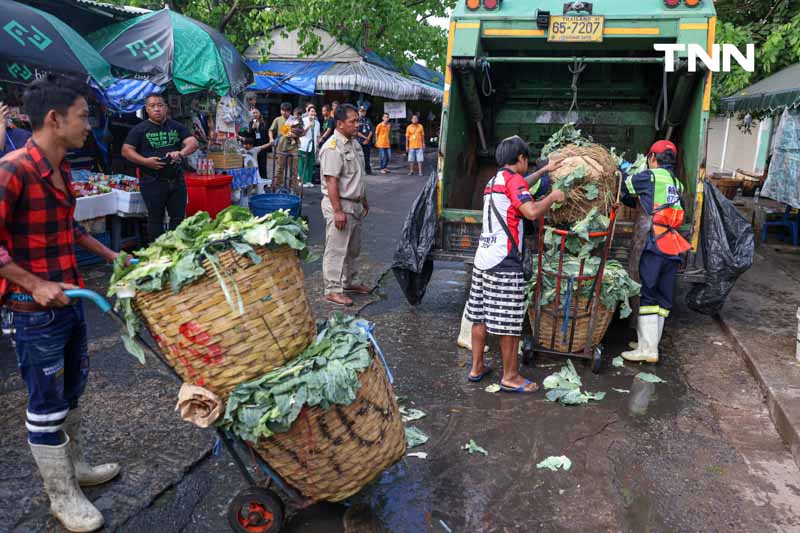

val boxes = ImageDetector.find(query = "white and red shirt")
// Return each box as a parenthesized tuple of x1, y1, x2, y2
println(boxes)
(474, 168, 533, 271)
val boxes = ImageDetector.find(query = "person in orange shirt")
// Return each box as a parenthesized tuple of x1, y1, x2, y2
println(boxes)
(375, 113, 392, 174)
(405, 114, 425, 176)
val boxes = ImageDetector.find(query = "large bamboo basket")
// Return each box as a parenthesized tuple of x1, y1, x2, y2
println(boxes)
(254, 352, 406, 503)
(134, 245, 315, 399)
(529, 296, 614, 353)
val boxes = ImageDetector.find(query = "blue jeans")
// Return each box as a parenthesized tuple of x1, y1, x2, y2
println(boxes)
(378, 147, 391, 170)
(14, 302, 88, 445)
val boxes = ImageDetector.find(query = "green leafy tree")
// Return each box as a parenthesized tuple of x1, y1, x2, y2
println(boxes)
(104, 0, 454, 71)
(713, 0, 800, 114)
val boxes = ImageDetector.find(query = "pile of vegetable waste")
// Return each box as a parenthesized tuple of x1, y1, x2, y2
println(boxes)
(543, 124, 619, 225)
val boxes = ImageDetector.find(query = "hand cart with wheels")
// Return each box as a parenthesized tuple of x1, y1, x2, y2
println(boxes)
(523, 204, 620, 373)
(65, 288, 392, 533)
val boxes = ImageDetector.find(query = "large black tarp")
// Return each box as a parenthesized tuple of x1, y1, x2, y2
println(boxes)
(686, 181, 755, 315)
(392, 173, 438, 305)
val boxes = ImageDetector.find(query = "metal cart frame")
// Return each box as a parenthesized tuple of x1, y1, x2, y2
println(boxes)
(526, 205, 620, 373)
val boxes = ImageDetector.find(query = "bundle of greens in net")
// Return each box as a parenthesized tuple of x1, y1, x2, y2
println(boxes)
(219, 313, 374, 442)
(108, 206, 312, 361)
(525, 252, 640, 318)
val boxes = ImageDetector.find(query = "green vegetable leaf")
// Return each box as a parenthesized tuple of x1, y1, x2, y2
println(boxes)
(462, 439, 488, 456)
(536, 455, 572, 471)
(405, 426, 429, 448)
(612, 356, 625, 368)
(636, 372, 667, 383)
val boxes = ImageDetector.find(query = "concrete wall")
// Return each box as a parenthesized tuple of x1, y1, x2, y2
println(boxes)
(706, 116, 760, 175)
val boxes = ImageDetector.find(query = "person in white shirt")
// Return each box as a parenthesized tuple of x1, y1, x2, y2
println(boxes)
(299, 106, 320, 188)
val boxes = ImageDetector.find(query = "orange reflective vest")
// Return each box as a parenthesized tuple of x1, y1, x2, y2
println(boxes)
(650, 168, 691, 256)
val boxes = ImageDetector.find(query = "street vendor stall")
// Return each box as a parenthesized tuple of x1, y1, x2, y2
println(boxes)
(721, 62, 800, 246)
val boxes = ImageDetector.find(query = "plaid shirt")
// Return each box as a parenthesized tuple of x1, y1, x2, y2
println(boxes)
(0, 139, 87, 297)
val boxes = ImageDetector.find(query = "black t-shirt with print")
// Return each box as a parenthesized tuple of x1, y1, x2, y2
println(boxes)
(124, 118, 192, 182)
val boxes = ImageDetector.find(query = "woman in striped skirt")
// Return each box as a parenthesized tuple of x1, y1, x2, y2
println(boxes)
(466, 136, 564, 393)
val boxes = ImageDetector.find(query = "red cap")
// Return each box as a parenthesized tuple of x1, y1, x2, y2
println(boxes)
(648, 140, 677, 156)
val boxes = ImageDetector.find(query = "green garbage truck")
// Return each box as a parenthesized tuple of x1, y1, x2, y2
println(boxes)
(432, 0, 716, 263)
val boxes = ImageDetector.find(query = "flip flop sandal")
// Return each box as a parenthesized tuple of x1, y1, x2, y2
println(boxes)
(499, 379, 539, 394)
(467, 366, 493, 382)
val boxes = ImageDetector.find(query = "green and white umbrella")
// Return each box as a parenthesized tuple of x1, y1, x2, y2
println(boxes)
(89, 8, 252, 96)
(0, 0, 114, 87)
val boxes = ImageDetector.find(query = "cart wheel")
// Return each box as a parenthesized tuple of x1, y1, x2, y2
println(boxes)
(521, 336, 535, 366)
(591, 345, 604, 374)
(227, 487, 284, 533)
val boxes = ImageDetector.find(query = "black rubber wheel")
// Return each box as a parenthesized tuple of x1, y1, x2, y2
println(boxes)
(521, 336, 535, 366)
(227, 487, 284, 533)
(591, 345, 604, 374)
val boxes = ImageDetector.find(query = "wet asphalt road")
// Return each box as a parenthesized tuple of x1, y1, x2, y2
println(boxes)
(2, 151, 800, 532)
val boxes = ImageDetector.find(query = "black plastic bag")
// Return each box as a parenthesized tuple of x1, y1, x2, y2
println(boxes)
(686, 181, 754, 315)
(392, 173, 438, 305)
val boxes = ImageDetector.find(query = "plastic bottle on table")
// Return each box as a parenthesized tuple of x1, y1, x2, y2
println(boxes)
(208, 159, 215, 175)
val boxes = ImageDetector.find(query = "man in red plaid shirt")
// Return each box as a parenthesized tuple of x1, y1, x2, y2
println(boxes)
(0, 76, 120, 532)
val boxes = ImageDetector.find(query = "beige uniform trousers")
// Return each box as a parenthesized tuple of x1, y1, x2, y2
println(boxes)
(275, 150, 299, 191)
(321, 196, 363, 294)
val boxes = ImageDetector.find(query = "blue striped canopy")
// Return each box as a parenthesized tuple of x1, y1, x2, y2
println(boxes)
(90, 77, 163, 113)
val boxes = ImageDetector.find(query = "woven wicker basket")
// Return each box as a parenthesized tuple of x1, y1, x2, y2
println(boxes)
(529, 296, 615, 353)
(133, 245, 315, 399)
(254, 353, 406, 503)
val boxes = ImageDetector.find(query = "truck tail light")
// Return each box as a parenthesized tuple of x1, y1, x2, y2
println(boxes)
(664, 0, 680, 7)
(467, 0, 480, 9)
(484, 0, 499, 9)
(684, 0, 701, 6)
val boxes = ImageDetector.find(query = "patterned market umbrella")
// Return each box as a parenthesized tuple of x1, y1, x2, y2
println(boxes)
(89, 8, 253, 96)
(0, 0, 114, 87)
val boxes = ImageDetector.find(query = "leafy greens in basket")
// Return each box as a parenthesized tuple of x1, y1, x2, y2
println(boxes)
(219, 313, 374, 442)
(108, 206, 312, 362)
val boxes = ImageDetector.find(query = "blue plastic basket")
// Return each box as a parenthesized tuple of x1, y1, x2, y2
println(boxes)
(249, 193, 301, 218)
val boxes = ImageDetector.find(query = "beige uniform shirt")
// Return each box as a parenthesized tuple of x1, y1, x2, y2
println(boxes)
(319, 129, 366, 204)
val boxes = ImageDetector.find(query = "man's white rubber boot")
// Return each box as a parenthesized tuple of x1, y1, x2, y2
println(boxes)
(457, 307, 487, 352)
(64, 408, 120, 487)
(29, 438, 104, 532)
(628, 314, 665, 350)
(621, 314, 660, 363)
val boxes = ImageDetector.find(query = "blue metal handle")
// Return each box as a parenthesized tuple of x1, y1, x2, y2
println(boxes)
(355, 319, 394, 385)
(64, 289, 112, 313)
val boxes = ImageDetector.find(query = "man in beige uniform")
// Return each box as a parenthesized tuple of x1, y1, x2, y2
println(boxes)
(319, 103, 371, 306)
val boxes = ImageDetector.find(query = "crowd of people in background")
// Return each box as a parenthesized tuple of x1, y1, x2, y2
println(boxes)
(239, 98, 432, 188)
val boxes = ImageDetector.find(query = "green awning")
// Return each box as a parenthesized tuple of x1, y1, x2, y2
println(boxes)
(721, 62, 800, 114)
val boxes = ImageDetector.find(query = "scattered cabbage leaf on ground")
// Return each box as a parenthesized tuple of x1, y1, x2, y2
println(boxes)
(406, 426, 429, 448)
(537, 455, 572, 471)
(542, 360, 606, 406)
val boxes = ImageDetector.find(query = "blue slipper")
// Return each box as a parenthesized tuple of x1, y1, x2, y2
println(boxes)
(499, 379, 539, 394)
(467, 367, 492, 382)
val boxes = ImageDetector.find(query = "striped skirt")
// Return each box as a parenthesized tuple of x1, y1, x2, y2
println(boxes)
(466, 267, 526, 337)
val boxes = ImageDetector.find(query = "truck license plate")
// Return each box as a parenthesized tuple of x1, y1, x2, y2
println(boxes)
(547, 16, 604, 43)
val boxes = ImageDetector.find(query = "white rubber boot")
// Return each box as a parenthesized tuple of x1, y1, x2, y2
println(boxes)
(621, 314, 660, 363)
(629, 314, 665, 350)
(64, 408, 120, 487)
(457, 307, 487, 352)
(29, 438, 105, 532)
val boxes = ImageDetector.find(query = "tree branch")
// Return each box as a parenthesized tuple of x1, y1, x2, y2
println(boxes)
(218, 0, 242, 32)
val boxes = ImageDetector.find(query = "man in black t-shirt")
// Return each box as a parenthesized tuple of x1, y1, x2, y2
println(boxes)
(122, 94, 198, 241)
